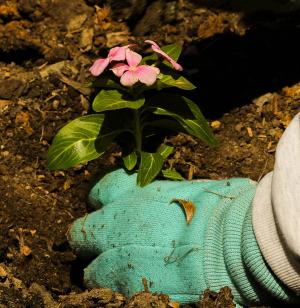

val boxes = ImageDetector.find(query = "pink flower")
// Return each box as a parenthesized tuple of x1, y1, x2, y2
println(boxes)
(89, 45, 133, 76)
(145, 40, 183, 71)
(111, 49, 160, 87)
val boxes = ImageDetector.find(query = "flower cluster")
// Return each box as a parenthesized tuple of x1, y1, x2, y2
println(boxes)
(89, 41, 183, 87)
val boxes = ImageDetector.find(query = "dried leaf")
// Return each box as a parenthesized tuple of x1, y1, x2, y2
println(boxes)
(171, 199, 196, 224)
(15, 112, 33, 135)
(30, 229, 37, 236)
(63, 178, 73, 191)
(15, 111, 30, 126)
(95, 5, 111, 23)
(188, 164, 194, 180)
(21, 245, 32, 256)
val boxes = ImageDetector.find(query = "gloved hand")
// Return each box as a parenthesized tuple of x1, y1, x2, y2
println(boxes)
(69, 169, 296, 306)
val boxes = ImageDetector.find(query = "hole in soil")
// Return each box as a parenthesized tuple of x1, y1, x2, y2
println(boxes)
(70, 258, 91, 288)
(180, 26, 300, 118)
(0, 47, 43, 65)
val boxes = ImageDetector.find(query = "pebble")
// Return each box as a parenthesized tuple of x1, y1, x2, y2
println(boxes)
(0, 79, 24, 99)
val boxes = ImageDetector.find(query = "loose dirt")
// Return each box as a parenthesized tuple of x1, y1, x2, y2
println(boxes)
(1, 0, 300, 307)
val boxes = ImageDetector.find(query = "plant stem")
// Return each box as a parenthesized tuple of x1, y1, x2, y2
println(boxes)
(134, 110, 142, 152)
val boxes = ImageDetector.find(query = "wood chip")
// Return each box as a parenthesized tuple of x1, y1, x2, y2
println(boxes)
(58, 74, 91, 96)
(67, 14, 87, 33)
(246, 127, 253, 137)
(80, 28, 94, 52)
(106, 31, 131, 48)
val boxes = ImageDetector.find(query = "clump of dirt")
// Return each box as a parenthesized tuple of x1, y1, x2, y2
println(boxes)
(1, 0, 300, 307)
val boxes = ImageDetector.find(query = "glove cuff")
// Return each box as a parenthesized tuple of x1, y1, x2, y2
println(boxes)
(242, 204, 298, 304)
(204, 180, 299, 306)
(253, 172, 300, 294)
(204, 181, 259, 305)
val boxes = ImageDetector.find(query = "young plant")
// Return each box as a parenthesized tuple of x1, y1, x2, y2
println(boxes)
(47, 41, 218, 186)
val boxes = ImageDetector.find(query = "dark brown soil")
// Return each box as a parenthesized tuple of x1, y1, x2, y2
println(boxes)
(1, 0, 300, 307)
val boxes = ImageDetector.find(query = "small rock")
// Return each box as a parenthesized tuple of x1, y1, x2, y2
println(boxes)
(211, 120, 221, 129)
(0, 79, 25, 99)
(132, 0, 164, 36)
(45, 47, 69, 63)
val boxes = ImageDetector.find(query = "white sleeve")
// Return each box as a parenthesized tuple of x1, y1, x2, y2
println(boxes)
(252, 112, 300, 294)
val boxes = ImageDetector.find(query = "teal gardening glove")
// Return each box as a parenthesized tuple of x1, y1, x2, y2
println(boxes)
(69, 169, 298, 307)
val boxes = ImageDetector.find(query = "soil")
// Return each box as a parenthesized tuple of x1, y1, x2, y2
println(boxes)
(1, 0, 300, 307)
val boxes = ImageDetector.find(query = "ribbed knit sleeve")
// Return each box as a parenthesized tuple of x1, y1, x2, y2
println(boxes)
(204, 180, 299, 306)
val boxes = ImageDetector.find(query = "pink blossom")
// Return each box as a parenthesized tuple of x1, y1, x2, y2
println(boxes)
(145, 40, 183, 71)
(89, 45, 133, 76)
(111, 49, 160, 87)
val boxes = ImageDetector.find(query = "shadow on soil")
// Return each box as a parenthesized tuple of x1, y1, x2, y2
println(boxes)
(181, 17, 300, 117)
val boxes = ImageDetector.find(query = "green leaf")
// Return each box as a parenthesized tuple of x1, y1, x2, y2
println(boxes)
(182, 97, 218, 147)
(157, 144, 174, 159)
(162, 169, 185, 181)
(161, 44, 182, 61)
(47, 114, 106, 170)
(122, 152, 138, 171)
(149, 119, 184, 131)
(90, 75, 125, 91)
(137, 152, 164, 187)
(140, 53, 158, 65)
(157, 73, 196, 90)
(152, 95, 218, 147)
(93, 89, 145, 112)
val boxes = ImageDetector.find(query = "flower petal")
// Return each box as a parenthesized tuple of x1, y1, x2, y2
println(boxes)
(136, 65, 160, 86)
(144, 40, 160, 49)
(145, 40, 183, 71)
(89, 58, 110, 76)
(111, 63, 129, 77)
(169, 59, 183, 71)
(108, 44, 136, 62)
(108, 46, 126, 62)
(126, 49, 142, 67)
(120, 71, 139, 87)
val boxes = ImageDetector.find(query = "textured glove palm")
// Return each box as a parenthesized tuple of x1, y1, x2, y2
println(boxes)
(69, 169, 294, 306)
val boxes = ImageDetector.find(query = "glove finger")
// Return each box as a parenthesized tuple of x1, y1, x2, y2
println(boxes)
(83, 244, 204, 304)
(68, 211, 104, 259)
(71, 178, 254, 256)
(89, 169, 137, 208)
